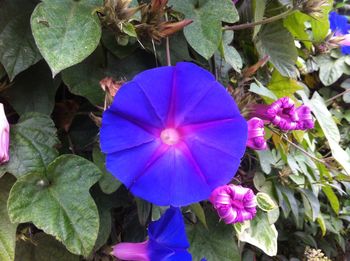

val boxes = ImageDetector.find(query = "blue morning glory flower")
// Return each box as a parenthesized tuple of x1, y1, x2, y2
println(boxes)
(112, 207, 192, 261)
(100, 62, 247, 206)
(329, 11, 350, 54)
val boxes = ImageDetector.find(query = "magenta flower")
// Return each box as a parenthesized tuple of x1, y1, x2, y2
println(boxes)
(112, 207, 191, 261)
(100, 62, 247, 206)
(0, 103, 9, 164)
(250, 97, 314, 131)
(209, 184, 257, 224)
(246, 117, 267, 150)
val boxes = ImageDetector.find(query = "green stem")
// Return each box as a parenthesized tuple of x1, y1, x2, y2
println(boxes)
(223, 8, 296, 31)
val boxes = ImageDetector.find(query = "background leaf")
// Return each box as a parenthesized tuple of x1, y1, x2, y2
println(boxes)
(0, 174, 17, 261)
(0, 113, 58, 178)
(2, 62, 60, 115)
(0, 0, 42, 80)
(255, 21, 298, 78)
(62, 47, 105, 105)
(187, 209, 240, 261)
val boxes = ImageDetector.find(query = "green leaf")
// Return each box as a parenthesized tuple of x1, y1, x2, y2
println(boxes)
(299, 91, 350, 174)
(190, 203, 208, 229)
(3, 62, 60, 115)
(267, 69, 303, 98)
(322, 184, 340, 214)
(255, 21, 298, 78)
(220, 31, 242, 72)
(187, 209, 240, 261)
(276, 184, 299, 227)
(252, 0, 267, 39)
(249, 82, 278, 101)
(0, 113, 58, 178)
(136, 197, 152, 226)
(0, 0, 41, 80)
(8, 155, 102, 256)
(283, 11, 312, 49)
(169, 0, 239, 59)
(317, 214, 327, 237)
(15, 233, 79, 261)
(122, 22, 137, 37)
(92, 145, 121, 194)
(256, 192, 277, 212)
(0, 174, 17, 261)
(30, 0, 102, 76)
(62, 47, 105, 105)
(235, 211, 278, 257)
(310, 0, 333, 41)
(315, 55, 350, 86)
(298, 188, 320, 221)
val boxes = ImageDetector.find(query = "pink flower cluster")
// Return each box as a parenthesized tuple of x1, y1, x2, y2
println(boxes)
(246, 97, 314, 150)
(209, 184, 256, 224)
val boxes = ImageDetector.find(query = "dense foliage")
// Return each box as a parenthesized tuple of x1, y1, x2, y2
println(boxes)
(0, 0, 350, 260)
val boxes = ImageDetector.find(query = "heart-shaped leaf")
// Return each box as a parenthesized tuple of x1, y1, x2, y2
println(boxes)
(30, 0, 103, 76)
(170, 0, 239, 59)
(8, 155, 102, 256)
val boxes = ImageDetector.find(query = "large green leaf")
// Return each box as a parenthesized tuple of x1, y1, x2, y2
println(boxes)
(315, 55, 350, 86)
(255, 21, 298, 78)
(283, 11, 312, 49)
(2, 62, 60, 115)
(298, 188, 320, 221)
(0, 174, 17, 261)
(0, 113, 58, 178)
(15, 233, 79, 261)
(267, 69, 303, 98)
(169, 0, 239, 59)
(30, 0, 103, 76)
(62, 48, 105, 105)
(299, 91, 350, 174)
(220, 31, 242, 72)
(235, 211, 278, 257)
(8, 155, 102, 256)
(252, 0, 267, 39)
(322, 184, 339, 214)
(187, 210, 240, 261)
(0, 0, 42, 80)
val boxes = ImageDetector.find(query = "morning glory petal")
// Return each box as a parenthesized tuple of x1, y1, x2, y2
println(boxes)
(148, 207, 190, 248)
(100, 110, 156, 154)
(131, 146, 211, 206)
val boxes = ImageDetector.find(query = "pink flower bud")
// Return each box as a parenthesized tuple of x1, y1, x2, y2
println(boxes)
(0, 103, 9, 164)
(250, 97, 314, 131)
(112, 241, 150, 261)
(209, 184, 257, 224)
(246, 117, 267, 150)
(296, 105, 314, 130)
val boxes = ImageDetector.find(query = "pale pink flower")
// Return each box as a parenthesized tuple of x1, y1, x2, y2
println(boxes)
(0, 103, 9, 164)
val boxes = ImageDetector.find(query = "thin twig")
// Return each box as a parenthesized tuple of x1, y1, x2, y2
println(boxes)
(326, 88, 350, 104)
(223, 9, 295, 31)
(165, 13, 171, 66)
(268, 127, 335, 170)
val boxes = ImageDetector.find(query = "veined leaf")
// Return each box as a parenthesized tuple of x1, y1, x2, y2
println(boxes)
(8, 155, 102, 256)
